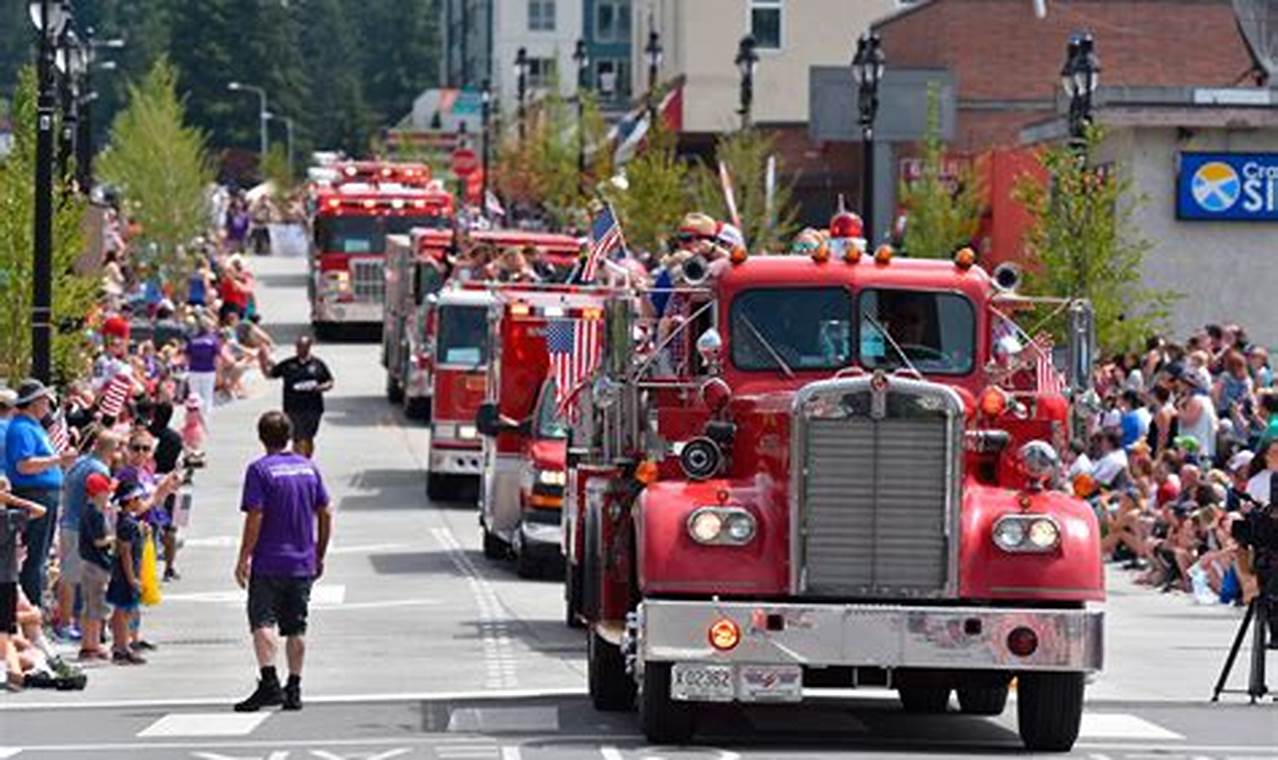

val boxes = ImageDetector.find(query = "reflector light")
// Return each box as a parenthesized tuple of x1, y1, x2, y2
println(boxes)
(581, 307, 604, 320)
(811, 246, 830, 264)
(1007, 626, 1038, 657)
(874, 244, 894, 264)
(326, 198, 340, 209)
(954, 247, 976, 269)
(509, 303, 531, 317)
(363, 199, 377, 209)
(730, 247, 748, 265)
(635, 459, 659, 485)
(979, 387, 1007, 417)
(708, 618, 741, 651)
(843, 245, 862, 264)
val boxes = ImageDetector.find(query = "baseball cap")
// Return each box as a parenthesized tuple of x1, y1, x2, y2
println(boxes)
(113, 479, 147, 504)
(85, 473, 116, 498)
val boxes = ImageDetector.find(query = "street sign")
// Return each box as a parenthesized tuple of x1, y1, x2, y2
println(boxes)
(452, 147, 479, 177)
(1177, 151, 1278, 221)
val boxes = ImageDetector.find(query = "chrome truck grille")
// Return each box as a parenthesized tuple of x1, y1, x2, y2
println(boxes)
(350, 258, 385, 303)
(791, 374, 963, 598)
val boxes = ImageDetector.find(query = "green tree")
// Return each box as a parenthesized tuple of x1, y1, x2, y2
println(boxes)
(355, 0, 440, 130)
(299, 0, 372, 154)
(604, 125, 693, 254)
(692, 129, 799, 252)
(0, 68, 99, 384)
(898, 84, 984, 259)
(98, 58, 213, 291)
(1014, 127, 1175, 352)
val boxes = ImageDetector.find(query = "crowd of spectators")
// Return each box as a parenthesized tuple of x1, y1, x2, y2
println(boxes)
(1069, 323, 1276, 606)
(0, 185, 278, 692)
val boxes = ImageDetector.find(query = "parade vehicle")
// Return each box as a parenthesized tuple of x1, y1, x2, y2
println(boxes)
(331, 160, 434, 188)
(308, 180, 453, 339)
(473, 286, 611, 574)
(383, 229, 453, 419)
(383, 230, 585, 420)
(563, 236, 1105, 752)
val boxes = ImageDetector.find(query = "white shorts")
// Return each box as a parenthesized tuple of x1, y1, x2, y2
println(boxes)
(59, 528, 83, 585)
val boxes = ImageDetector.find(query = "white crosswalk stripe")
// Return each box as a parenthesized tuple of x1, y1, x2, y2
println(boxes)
(138, 712, 271, 738)
(1079, 713, 1185, 741)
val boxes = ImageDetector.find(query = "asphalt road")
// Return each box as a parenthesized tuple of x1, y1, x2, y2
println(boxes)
(1, 254, 1274, 760)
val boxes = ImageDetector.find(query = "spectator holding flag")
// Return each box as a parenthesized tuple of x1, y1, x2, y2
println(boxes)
(4, 380, 76, 609)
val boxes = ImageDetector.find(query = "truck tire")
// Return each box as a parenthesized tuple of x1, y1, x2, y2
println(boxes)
(588, 629, 635, 711)
(581, 506, 601, 622)
(427, 473, 452, 502)
(404, 395, 431, 421)
(515, 534, 540, 579)
(1017, 672, 1084, 752)
(482, 527, 507, 560)
(564, 560, 584, 628)
(386, 373, 404, 404)
(957, 683, 1009, 715)
(640, 662, 694, 744)
(897, 686, 951, 714)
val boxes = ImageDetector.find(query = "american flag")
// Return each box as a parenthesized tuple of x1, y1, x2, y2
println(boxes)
(582, 206, 623, 284)
(99, 372, 132, 418)
(47, 413, 71, 454)
(547, 317, 603, 417)
(1034, 335, 1067, 395)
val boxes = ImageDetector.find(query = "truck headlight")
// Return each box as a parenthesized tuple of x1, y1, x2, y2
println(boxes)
(992, 515, 1061, 553)
(687, 507, 756, 546)
(536, 469, 566, 486)
(458, 424, 477, 440)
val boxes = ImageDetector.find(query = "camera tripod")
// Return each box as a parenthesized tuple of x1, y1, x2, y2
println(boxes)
(1211, 596, 1274, 703)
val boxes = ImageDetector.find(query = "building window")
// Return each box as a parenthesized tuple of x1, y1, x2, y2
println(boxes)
(529, 0, 556, 31)
(596, 0, 632, 42)
(750, 0, 782, 50)
(595, 59, 631, 99)
(528, 57, 557, 89)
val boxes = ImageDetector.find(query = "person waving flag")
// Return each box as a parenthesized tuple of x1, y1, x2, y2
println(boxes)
(582, 206, 624, 284)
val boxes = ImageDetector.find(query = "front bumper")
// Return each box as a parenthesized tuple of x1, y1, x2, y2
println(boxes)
(313, 299, 383, 323)
(639, 599, 1103, 673)
(429, 445, 483, 475)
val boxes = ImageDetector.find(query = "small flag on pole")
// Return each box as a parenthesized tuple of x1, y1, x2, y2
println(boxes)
(582, 205, 624, 284)
(1034, 335, 1067, 395)
(47, 413, 71, 454)
(547, 317, 604, 417)
(99, 372, 132, 418)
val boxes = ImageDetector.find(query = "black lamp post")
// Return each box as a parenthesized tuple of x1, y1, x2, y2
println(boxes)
(735, 35, 759, 130)
(54, 25, 83, 184)
(480, 78, 492, 211)
(644, 26, 663, 121)
(1061, 32, 1100, 151)
(29, 0, 70, 384)
(851, 31, 884, 244)
(514, 46, 530, 143)
(76, 27, 122, 191)
(572, 39, 589, 189)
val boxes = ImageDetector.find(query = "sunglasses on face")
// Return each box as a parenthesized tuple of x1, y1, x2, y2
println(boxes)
(130, 445, 151, 453)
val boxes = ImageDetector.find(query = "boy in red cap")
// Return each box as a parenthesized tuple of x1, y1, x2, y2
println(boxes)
(78, 472, 116, 661)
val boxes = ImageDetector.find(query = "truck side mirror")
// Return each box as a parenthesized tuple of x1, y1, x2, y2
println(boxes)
(476, 402, 500, 437)
(1066, 300, 1095, 393)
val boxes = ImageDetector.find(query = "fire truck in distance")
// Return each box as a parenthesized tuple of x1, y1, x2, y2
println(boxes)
(474, 287, 610, 576)
(330, 160, 434, 187)
(309, 179, 453, 339)
(563, 233, 1103, 752)
(383, 229, 452, 419)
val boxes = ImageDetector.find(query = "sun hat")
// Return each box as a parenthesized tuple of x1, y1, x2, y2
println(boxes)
(0, 387, 16, 408)
(14, 378, 54, 407)
(1227, 449, 1254, 473)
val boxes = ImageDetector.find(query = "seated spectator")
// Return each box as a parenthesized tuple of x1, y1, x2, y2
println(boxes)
(1092, 429, 1130, 491)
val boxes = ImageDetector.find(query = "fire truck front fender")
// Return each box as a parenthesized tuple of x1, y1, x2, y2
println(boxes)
(636, 481, 789, 597)
(959, 482, 1105, 602)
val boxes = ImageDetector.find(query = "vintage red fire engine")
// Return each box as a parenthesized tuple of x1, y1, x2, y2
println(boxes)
(309, 176, 453, 339)
(564, 233, 1104, 752)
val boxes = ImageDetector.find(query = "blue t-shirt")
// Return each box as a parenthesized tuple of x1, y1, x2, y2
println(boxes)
(107, 512, 143, 605)
(0, 418, 9, 472)
(61, 455, 110, 529)
(4, 414, 62, 491)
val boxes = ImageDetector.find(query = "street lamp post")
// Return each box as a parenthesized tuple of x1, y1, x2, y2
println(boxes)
(514, 47, 530, 144)
(1061, 32, 1100, 152)
(644, 26, 663, 122)
(480, 78, 492, 211)
(54, 26, 83, 184)
(76, 28, 123, 191)
(735, 35, 758, 130)
(228, 81, 269, 161)
(851, 31, 885, 245)
(29, 0, 70, 384)
(572, 39, 589, 190)
(267, 112, 295, 181)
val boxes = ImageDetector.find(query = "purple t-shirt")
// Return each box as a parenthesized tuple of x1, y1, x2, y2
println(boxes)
(186, 333, 220, 373)
(240, 452, 330, 577)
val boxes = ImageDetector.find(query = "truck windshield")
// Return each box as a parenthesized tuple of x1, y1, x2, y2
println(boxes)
(858, 289, 975, 375)
(386, 214, 448, 234)
(731, 287, 853, 372)
(314, 216, 384, 255)
(436, 305, 489, 366)
(534, 380, 568, 439)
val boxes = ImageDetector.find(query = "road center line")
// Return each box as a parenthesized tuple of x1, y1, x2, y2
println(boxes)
(433, 527, 520, 689)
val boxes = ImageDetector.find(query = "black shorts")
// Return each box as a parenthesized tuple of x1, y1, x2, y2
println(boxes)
(1, 581, 17, 634)
(287, 411, 322, 441)
(247, 575, 313, 637)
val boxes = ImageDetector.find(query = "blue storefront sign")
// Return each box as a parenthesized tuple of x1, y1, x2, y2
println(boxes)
(1177, 152, 1278, 221)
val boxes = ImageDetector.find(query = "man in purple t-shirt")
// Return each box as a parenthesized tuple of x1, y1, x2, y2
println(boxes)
(185, 320, 220, 429)
(233, 411, 331, 712)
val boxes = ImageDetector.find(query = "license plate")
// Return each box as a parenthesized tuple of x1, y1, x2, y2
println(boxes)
(669, 663, 734, 702)
(738, 665, 803, 703)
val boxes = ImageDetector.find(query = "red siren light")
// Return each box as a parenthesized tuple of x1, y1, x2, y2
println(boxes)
(829, 210, 864, 240)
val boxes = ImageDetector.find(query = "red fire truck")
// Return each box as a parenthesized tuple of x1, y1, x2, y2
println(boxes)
(383, 229, 452, 418)
(331, 160, 434, 187)
(309, 181, 453, 339)
(563, 242, 1103, 751)
(474, 288, 609, 575)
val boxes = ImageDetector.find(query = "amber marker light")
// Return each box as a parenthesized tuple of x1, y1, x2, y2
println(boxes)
(979, 386, 1007, 417)
(730, 246, 748, 265)
(874, 244, 893, 264)
(708, 618, 742, 651)
(954, 247, 976, 269)
(635, 459, 659, 486)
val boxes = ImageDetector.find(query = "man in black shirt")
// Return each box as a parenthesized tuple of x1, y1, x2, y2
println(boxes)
(258, 336, 334, 458)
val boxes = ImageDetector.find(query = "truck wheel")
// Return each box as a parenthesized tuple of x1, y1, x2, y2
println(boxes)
(897, 686, 951, 714)
(957, 683, 1009, 715)
(640, 662, 694, 744)
(581, 506, 601, 621)
(515, 536, 540, 579)
(426, 474, 452, 502)
(564, 561, 584, 628)
(386, 373, 404, 404)
(588, 629, 635, 711)
(482, 527, 507, 560)
(404, 396, 431, 420)
(1017, 672, 1084, 752)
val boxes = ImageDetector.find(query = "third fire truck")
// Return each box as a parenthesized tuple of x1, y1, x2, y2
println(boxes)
(563, 234, 1104, 752)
